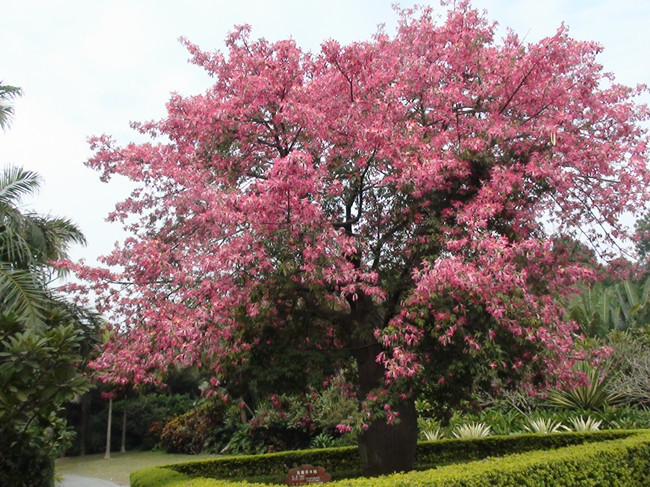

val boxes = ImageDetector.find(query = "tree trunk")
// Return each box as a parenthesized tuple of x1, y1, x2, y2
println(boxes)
(80, 394, 89, 456)
(353, 342, 418, 476)
(120, 404, 127, 453)
(104, 397, 112, 460)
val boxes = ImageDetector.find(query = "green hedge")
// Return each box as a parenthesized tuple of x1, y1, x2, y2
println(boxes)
(414, 429, 633, 467)
(131, 430, 650, 487)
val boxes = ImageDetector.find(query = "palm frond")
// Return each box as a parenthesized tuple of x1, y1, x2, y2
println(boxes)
(29, 214, 87, 260)
(0, 83, 23, 131)
(0, 83, 22, 101)
(0, 166, 41, 208)
(0, 220, 34, 267)
(0, 263, 47, 328)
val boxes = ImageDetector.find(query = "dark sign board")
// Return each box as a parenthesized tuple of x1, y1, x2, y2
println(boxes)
(285, 464, 331, 485)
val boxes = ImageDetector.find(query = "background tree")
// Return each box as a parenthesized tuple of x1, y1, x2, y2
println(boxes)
(74, 2, 649, 475)
(635, 211, 650, 271)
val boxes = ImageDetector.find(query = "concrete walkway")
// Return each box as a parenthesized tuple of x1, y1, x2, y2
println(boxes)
(56, 474, 124, 487)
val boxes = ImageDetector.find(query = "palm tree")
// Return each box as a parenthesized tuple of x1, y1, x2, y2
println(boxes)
(0, 82, 22, 131)
(0, 166, 87, 327)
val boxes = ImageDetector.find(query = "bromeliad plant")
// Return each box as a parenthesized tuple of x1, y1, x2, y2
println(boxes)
(453, 422, 492, 439)
(523, 417, 564, 434)
(546, 361, 622, 410)
(418, 417, 446, 441)
(565, 416, 603, 432)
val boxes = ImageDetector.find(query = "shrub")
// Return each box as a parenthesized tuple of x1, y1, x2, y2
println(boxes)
(311, 433, 336, 449)
(414, 430, 632, 468)
(131, 430, 650, 487)
(0, 317, 89, 485)
(0, 429, 58, 487)
(605, 331, 650, 406)
(128, 393, 198, 450)
(160, 400, 223, 454)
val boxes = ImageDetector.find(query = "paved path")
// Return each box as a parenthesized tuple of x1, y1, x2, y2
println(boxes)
(56, 474, 124, 487)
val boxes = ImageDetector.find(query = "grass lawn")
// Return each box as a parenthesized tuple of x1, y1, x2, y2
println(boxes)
(55, 450, 219, 486)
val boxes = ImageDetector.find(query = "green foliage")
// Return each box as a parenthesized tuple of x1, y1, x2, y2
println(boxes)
(546, 361, 621, 410)
(131, 467, 191, 487)
(0, 82, 22, 131)
(523, 417, 564, 434)
(416, 395, 650, 439)
(310, 433, 336, 449)
(422, 427, 445, 441)
(0, 313, 89, 486)
(466, 408, 523, 436)
(160, 411, 212, 454)
(130, 430, 648, 487)
(604, 330, 650, 407)
(127, 393, 198, 451)
(0, 163, 97, 482)
(565, 416, 602, 432)
(438, 405, 526, 437)
(533, 406, 650, 433)
(418, 417, 445, 441)
(0, 264, 47, 327)
(1, 429, 58, 487)
(609, 278, 650, 330)
(568, 277, 650, 338)
(171, 444, 362, 482)
(311, 381, 359, 435)
(0, 318, 88, 422)
(415, 429, 632, 467)
(568, 282, 616, 337)
(206, 384, 357, 456)
(604, 405, 650, 429)
(635, 211, 650, 264)
(452, 422, 492, 439)
(160, 399, 224, 454)
(0, 166, 87, 328)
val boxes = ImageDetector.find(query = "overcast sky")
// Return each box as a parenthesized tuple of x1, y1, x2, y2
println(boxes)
(1, 0, 649, 270)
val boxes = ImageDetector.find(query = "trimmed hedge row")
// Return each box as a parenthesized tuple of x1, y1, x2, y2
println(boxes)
(158, 430, 633, 479)
(131, 430, 650, 487)
(414, 429, 633, 467)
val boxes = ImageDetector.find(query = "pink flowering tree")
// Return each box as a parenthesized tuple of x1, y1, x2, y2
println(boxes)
(70, 2, 649, 475)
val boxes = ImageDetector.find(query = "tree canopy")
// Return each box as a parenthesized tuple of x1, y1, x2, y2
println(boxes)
(72, 2, 649, 474)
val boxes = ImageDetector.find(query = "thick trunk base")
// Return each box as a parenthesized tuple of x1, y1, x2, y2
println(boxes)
(357, 398, 418, 476)
(350, 305, 419, 476)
